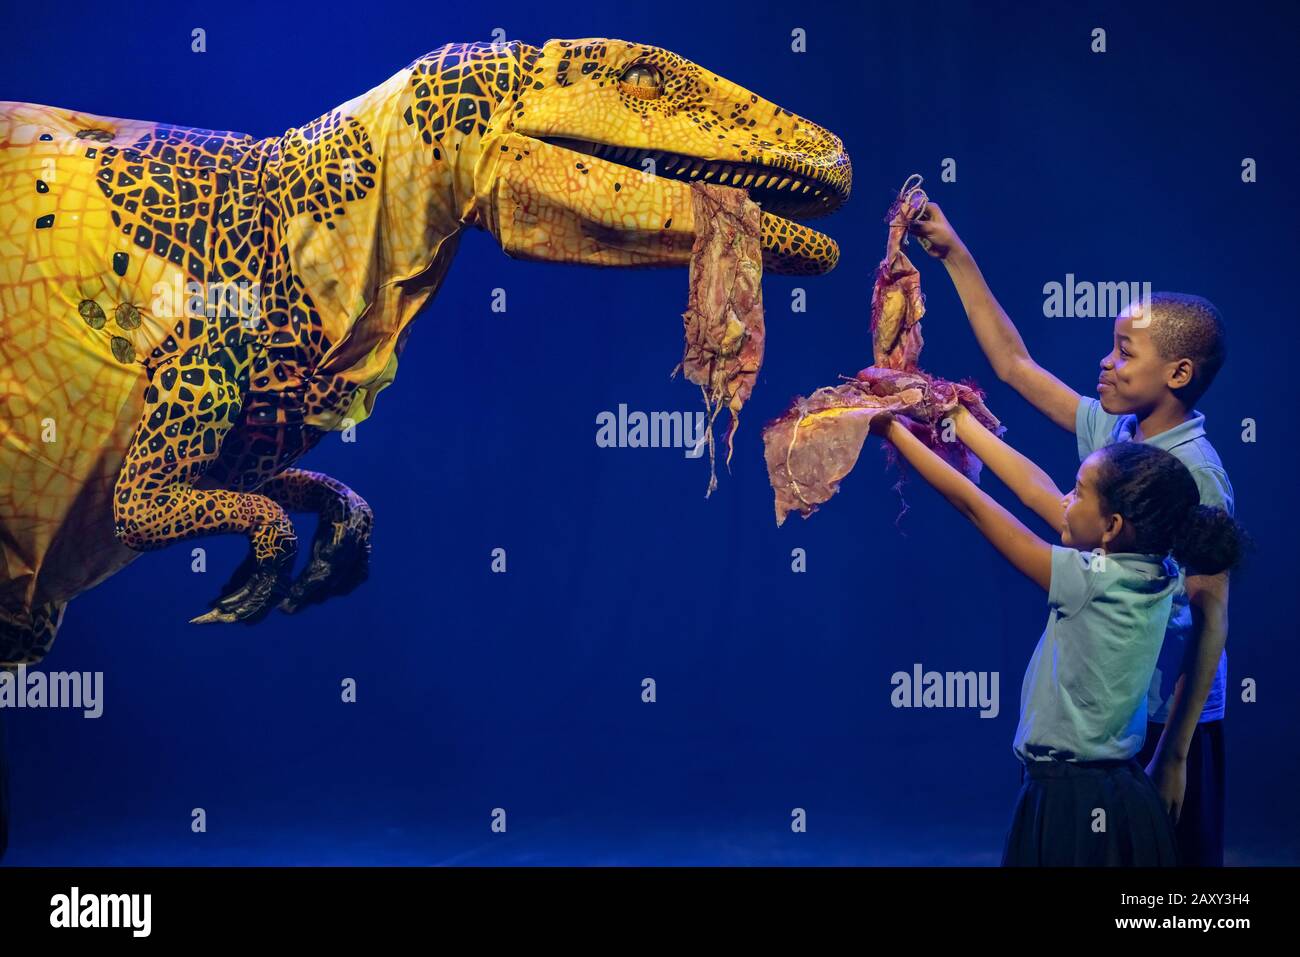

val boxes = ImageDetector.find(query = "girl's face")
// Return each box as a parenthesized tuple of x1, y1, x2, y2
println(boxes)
(1060, 455, 1120, 551)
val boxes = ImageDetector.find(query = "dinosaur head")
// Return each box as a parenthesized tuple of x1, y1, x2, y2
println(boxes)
(467, 38, 851, 276)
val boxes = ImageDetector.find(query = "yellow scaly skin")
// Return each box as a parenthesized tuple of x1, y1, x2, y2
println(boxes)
(0, 38, 851, 664)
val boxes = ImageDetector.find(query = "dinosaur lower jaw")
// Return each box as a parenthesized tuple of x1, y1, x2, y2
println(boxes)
(757, 210, 839, 276)
(527, 135, 843, 276)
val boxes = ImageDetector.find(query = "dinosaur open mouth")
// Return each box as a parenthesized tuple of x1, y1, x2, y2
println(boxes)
(539, 136, 846, 218)
(538, 136, 842, 217)
(536, 135, 845, 274)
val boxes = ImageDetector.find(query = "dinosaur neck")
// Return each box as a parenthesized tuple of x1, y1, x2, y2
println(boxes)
(417, 42, 538, 223)
(270, 42, 533, 428)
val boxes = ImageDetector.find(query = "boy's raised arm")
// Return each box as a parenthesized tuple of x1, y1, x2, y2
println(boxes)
(910, 203, 1081, 432)
(949, 406, 1066, 531)
(875, 416, 1053, 591)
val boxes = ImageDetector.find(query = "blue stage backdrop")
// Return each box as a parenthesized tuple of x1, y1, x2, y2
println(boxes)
(2, 0, 1296, 864)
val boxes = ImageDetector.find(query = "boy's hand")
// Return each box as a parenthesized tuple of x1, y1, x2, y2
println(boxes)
(909, 201, 966, 261)
(1147, 752, 1188, 824)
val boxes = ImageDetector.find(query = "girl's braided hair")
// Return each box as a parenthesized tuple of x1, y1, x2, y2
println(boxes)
(1092, 443, 1248, 575)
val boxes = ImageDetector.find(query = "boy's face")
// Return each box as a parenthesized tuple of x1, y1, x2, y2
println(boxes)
(1096, 305, 1188, 415)
(1060, 455, 1116, 551)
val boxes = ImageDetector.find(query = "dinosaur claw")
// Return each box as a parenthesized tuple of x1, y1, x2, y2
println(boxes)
(194, 549, 295, 625)
(189, 608, 239, 625)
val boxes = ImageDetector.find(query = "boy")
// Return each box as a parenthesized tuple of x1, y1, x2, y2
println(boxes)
(911, 204, 1233, 867)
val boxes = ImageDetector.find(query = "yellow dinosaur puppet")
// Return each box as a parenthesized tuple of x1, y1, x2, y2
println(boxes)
(0, 38, 851, 665)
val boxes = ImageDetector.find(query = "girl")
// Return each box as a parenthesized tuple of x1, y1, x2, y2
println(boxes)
(871, 406, 1246, 866)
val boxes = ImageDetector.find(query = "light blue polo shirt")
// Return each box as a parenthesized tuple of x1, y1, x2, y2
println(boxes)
(1015, 545, 1184, 763)
(1076, 397, 1235, 723)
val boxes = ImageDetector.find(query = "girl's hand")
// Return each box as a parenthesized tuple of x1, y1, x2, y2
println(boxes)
(909, 201, 966, 261)
(868, 409, 896, 438)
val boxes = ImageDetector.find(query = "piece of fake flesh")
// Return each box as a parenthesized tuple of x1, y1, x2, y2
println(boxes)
(674, 181, 765, 496)
(761, 177, 1003, 526)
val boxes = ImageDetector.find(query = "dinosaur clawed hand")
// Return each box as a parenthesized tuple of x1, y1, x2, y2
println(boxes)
(277, 500, 373, 615)
(188, 489, 373, 625)
(185, 481, 374, 624)
(189, 547, 296, 625)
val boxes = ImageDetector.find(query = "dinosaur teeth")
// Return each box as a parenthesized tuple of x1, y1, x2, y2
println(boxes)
(562, 136, 841, 215)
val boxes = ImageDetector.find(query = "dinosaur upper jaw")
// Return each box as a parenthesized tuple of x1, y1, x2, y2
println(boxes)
(536, 134, 846, 275)
(473, 131, 845, 276)
(539, 134, 847, 219)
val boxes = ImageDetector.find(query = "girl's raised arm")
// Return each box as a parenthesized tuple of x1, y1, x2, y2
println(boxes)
(880, 417, 1053, 591)
(949, 405, 1067, 531)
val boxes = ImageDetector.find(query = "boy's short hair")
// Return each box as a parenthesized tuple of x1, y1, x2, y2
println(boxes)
(1147, 292, 1227, 405)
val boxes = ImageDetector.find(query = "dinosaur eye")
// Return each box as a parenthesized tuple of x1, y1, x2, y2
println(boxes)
(618, 62, 663, 99)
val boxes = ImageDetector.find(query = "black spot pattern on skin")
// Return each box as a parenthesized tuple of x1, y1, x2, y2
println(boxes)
(88, 89, 404, 573)
(280, 113, 377, 227)
(112, 251, 128, 275)
(90, 110, 375, 437)
(104, 46, 542, 599)
(403, 42, 516, 145)
(503, 40, 848, 273)
(35, 214, 54, 228)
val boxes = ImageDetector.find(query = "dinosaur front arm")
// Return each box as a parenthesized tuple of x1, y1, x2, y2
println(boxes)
(112, 353, 299, 624)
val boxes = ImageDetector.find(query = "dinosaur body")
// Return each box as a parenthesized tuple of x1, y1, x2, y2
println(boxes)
(0, 39, 851, 665)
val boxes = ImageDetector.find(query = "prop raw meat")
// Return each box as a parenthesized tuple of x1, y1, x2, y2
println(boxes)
(763, 176, 1003, 525)
(872, 175, 928, 370)
(674, 182, 766, 496)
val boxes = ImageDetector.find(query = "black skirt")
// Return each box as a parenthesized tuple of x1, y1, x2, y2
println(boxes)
(1002, 756, 1178, 866)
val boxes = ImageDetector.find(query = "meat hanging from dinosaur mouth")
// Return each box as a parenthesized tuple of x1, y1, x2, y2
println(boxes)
(761, 175, 1004, 525)
(674, 181, 766, 496)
